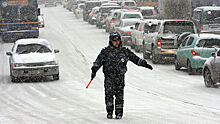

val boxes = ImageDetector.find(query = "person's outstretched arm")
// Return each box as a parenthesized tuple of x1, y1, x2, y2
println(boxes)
(126, 48, 153, 70)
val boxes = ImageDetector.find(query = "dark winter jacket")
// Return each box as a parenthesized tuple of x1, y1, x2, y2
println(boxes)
(92, 41, 150, 76)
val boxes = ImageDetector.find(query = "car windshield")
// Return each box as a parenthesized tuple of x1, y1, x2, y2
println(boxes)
(123, 14, 141, 19)
(100, 7, 120, 14)
(124, 2, 135, 6)
(86, 2, 101, 9)
(144, 24, 158, 33)
(16, 44, 52, 54)
(203, 10, 220, 23)
(141, 9, 153, 16)
(164, 21, 195, 34)
(197, 39, 220, 48)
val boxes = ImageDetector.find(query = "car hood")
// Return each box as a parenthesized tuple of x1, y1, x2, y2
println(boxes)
(12, 52, 56, 63)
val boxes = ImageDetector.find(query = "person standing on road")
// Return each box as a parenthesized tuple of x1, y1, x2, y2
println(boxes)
(91, 32, 153, 119)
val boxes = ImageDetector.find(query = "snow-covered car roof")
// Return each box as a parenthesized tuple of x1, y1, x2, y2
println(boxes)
(192, 34, 220, 39)
(121, 18, 141, 22)
(15, 39, 51, 47)
(101, 3, 118, 6)
(194, 6, 220, 11)
(138, 7, 154, 10)
(142, 19, 161, 24)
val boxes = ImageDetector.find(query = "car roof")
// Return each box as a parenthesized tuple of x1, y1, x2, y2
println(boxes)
(194, 6, 220, 11)
(101, 3, 118, 6)
(138, 7, 154, 10)
(191, 34, 220, 39)
(15, 39, 50, 46)
(122, 11, 141, 14)
(121, 18, 141, 22)
(141, 19, 161, 24)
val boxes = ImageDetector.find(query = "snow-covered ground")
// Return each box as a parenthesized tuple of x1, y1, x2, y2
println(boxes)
(0, 6, 220, 124)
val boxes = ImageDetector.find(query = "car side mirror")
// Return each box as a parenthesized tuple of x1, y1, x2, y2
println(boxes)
(6, 52, 12, 56)
(37, 8, 41, 16)
(54, 49, 60, 53)
(211, 52, 216, 57)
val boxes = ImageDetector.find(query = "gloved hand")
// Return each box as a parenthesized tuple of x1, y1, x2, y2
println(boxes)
(141, 60, 153, 70)
(91, 72, 96, 80)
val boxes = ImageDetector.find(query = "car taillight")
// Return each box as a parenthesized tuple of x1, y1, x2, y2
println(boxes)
(157, 41, 161, 45)
(92, 13, 94, 15)
(123, 32, 126, 35)
(200, 26, 203, 30)
(127, 32, 131, 35)
(100, 17, 103, 20)
(154, 10, 157, 14)
(14, 64, 16, 67)
(110, 19, 114, 24)
(84, 11, 87, 14)
(192, 50, 200, 55)
(148, 3, 152, 6)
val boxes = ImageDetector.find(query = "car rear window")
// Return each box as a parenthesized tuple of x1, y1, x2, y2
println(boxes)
(123, 14, 141, 19)
(144, 24, 158, 33)
(124, 2, 135, 6)
(197, 39, 220, 48)
(85, 2, 101, 9)
(163, 21, 195, 34)
(122, 21, 138, 27)
(16, 44, 52, 54)
(141, 10, 153, 16)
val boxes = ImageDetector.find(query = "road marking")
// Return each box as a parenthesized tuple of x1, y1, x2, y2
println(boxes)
(29, 86, 47, 98)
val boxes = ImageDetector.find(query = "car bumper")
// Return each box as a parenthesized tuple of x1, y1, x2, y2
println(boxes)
(1, 30, 39, 39)
(191, 56, 208, 69)
(11, 65, 59, 77)
(154, 48, 177, 60)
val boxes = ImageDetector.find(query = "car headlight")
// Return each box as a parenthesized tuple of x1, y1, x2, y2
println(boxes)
(13, 63, 23, 67)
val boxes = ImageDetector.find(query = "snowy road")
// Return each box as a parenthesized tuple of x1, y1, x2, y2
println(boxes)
(0, 6, 220, 124)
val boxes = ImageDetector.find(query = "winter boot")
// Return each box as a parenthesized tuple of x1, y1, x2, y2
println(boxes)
(115, 114, 122, 119)
(107, 113, 113, 119)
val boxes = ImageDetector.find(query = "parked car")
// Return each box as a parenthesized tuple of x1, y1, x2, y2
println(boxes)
(175, 34, 220, 75)
(38, 14, 45, 28)
(111, 10, 143, 32)
(115, 19, 141, 45)
(105, 9, 122, 32)
(74, 3, 85, 19)
(149, 20, 197, 64)
(131, 19, 161, 53)
(6, 39, 60, 82)
(96, 6, 121, 28)
(130, 22, 141, 48)
(203, 48, 220, 88)
(138, 7, 158, 19)
(121, 0, 137, 9)
(88, 7, 100, 24)
(83, 1, 101, 21)
(192, 6, 220, 34)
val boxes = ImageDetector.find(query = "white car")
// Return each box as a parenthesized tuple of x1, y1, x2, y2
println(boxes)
(6, 39, 60, 82)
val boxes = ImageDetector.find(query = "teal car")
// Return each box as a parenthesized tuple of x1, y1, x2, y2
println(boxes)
(175, 34, 220, 75)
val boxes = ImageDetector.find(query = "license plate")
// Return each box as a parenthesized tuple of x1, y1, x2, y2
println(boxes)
(210, 25, 220, 29)
(16, 33, 24, 35)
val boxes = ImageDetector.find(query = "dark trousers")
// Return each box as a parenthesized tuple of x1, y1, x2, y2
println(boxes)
(104, 74, 125, 116)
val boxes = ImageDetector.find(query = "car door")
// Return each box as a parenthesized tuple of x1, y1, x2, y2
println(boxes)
(131, 22, 140, 45)
(177, 36, 189, 66)
(135, 22, 144, 45)
(182, 36, 195, 67)
(213, 50, 220, 76)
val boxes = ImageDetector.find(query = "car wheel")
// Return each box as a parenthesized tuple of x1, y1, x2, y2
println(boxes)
(134, 45, 140, 52)
(175, 58, 181, 70)
(204, 68, 216, 88)
(152, 50, 159, 64)
(143, 51, 150, 59)
(53, 74, 59, 80)
(11, 76, 17, 82)
(187, 60, 195, 75)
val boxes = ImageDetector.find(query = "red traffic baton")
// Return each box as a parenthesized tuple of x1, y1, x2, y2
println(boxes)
(86, 80, 93, 88)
